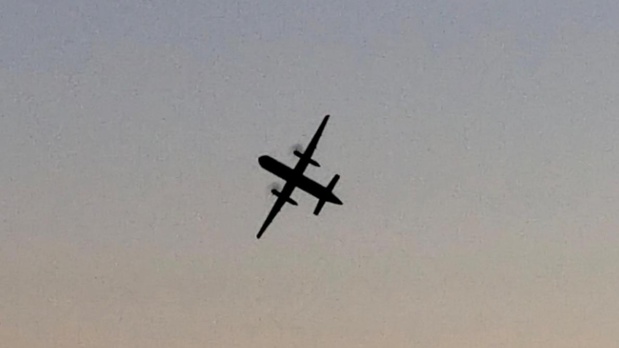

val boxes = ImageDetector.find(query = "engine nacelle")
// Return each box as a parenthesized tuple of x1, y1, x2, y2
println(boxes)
(271, 189, 298, 205)
(293, 150, 320, 167)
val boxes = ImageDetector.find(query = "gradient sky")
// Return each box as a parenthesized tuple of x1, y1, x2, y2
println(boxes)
(2, 1, 619, 347)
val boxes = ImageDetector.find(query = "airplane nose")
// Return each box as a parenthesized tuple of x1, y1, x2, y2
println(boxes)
(259, 155, 275, 170)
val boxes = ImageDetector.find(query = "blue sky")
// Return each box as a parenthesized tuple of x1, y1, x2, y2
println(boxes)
(4, 0, 618, 71)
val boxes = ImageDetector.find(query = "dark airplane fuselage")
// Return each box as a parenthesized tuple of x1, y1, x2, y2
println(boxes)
(259, 155, 342, 205)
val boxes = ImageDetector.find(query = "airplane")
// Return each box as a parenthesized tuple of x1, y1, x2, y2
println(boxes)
(256, 114, 342, 239)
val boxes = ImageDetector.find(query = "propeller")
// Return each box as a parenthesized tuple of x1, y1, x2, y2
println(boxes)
(290, 142, 320, 167)
(290, 143, 304, 156)
(267, 182, 281, 194)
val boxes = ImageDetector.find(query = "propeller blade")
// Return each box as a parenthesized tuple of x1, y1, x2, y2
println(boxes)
(290, 143, 304, 155)
(268, 182, 281, 193)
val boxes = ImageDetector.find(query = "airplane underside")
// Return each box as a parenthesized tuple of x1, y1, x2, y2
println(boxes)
(256, 115, 342, 239)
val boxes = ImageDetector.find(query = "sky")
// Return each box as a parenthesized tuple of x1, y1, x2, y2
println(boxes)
(2, 1, 619, 347)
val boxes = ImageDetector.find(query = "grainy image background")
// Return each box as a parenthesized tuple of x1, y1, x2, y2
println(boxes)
(2, 1, 619, 347)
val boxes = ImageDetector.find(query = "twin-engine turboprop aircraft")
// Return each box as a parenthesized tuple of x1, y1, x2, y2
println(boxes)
(257, 115, 342, 239)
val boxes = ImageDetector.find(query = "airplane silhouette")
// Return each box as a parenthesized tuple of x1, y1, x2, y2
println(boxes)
(257, 115, 342, 239)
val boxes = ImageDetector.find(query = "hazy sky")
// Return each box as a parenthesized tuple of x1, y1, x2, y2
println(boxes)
(2, 1, 619, 347)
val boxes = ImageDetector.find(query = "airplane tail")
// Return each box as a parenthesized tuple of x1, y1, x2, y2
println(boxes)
(313, 174, 340, 216)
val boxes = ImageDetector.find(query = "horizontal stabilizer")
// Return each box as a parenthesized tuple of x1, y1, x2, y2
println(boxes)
(313, 199, 326, 216)
(271, 189, 297, 205)
(293, 150, 320, 167)
(327, 174, 340, 190)
(313, 174, 341, 216)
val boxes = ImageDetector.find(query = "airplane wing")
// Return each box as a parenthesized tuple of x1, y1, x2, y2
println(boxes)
(256, 182, 295, 239)
(299, 115, 329, 165)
